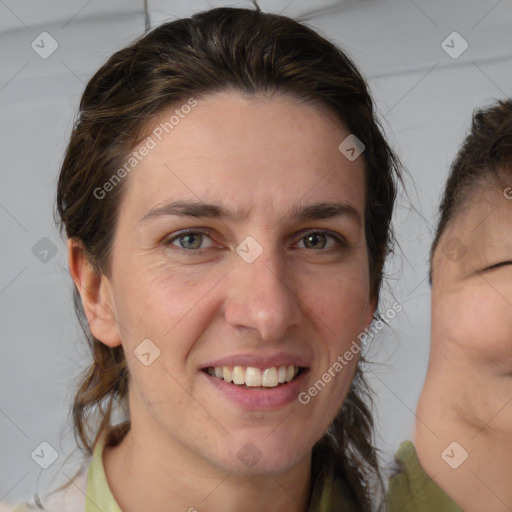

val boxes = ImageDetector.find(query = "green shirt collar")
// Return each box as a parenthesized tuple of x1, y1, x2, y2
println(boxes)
(86, 429, 122, 512)
(385, 440, 463, 512)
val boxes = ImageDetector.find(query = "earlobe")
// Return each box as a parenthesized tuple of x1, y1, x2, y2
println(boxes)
(67, 238, 122, 348)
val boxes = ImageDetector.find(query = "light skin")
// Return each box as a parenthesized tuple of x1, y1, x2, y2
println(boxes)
(415, 180, 512, 512)
(68, 90, 376, 512)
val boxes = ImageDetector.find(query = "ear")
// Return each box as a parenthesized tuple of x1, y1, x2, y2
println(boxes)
(67, 238, 122, 347)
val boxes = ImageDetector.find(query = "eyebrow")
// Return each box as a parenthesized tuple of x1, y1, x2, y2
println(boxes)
(138, 200, 362, 226)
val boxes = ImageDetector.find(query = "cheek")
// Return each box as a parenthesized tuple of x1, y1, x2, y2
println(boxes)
(304, 267, 372, 336)
(301, 268, 369, 410)
(108, 265, 211, 402)
(474, 275, 512, 364)
(434, 278, 512, 364)
(118, 270, 204, 400)
(114, 260, 216, 338)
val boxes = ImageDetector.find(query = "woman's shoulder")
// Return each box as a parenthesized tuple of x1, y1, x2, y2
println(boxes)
(1, 462, 89, 512)
(385, 440, 463, 512)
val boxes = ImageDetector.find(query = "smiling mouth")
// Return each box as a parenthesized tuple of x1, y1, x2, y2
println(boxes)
(202, 365, 307, 388)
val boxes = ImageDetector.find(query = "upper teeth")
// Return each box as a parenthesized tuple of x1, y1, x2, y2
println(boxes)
(206, 365, 300, 388)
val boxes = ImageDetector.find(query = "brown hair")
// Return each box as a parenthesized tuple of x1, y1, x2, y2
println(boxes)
(54, 5, 402, 509)
(430, 99, 512, 282)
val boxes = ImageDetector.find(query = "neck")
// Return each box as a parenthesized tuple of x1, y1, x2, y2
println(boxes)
(414, 361, 512, 512)
(103, 422, 312, 512)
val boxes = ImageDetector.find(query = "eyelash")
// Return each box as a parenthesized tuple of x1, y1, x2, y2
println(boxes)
(164, 229, 347, 255)
(483, 261, 512, 272)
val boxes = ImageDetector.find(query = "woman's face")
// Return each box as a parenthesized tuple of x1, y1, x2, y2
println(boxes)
(101, 90, 375, 474)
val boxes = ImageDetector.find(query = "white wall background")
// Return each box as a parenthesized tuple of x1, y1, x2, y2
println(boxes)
(1, 0, 511, 505)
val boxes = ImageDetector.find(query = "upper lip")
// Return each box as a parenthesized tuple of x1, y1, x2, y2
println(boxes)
(201, 352, 310, 370)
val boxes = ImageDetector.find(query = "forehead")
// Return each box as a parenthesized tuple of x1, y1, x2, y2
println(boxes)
(446, 177, 512, 237)
(433, 183, 512, 282)
(121, 90, 367, 222)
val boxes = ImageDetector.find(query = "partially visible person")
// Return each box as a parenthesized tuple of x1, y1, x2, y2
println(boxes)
(387, 98, 512, 512)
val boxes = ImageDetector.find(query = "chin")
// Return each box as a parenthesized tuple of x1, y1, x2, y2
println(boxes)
(216, 438, 311, 476)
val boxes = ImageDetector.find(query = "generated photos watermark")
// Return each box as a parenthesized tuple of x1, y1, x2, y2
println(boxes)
(94, 97, 198, 200)
(298, 301, 402, 405)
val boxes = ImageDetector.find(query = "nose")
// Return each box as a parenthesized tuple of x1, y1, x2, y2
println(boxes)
(223, 243, 303, 342)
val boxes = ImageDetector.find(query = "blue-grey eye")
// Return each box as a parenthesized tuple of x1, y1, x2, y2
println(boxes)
(167, 231, 214, 250)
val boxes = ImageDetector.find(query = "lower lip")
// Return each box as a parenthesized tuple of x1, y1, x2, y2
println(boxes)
(201, 369, 309, 411)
